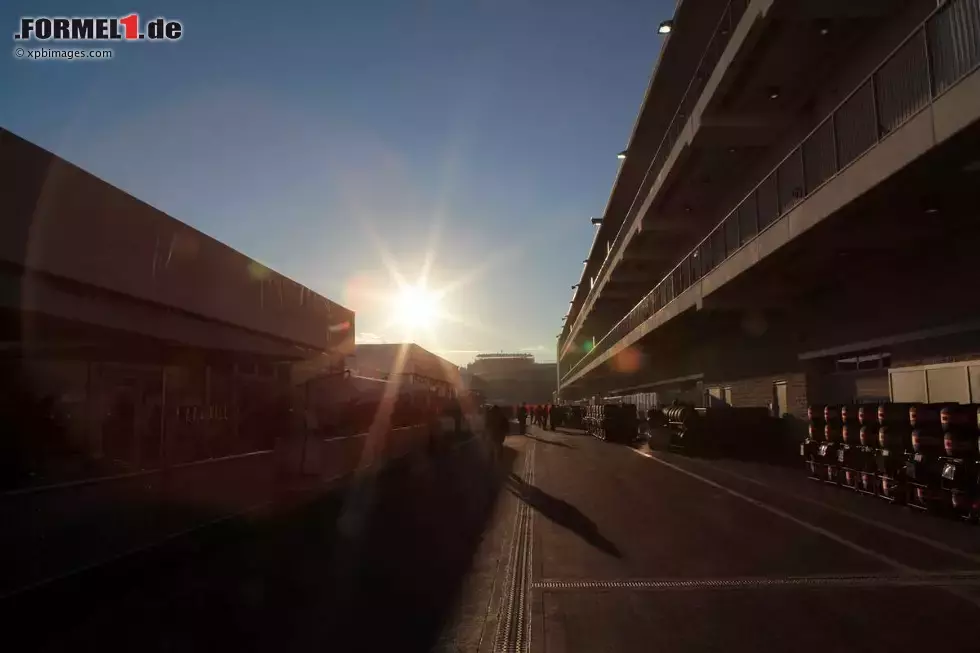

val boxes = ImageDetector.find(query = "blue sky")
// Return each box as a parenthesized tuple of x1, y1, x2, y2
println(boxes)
(1, 0, 670, 366)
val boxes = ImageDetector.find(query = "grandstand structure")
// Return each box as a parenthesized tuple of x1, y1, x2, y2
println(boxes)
(557, 0, 980, 414)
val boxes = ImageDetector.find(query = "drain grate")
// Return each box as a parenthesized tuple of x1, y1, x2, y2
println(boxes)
(532, 572, 980, 592)
(493, 442, 536, 653)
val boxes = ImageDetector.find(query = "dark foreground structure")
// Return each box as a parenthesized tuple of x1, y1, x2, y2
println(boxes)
(0, 130, 474, 615)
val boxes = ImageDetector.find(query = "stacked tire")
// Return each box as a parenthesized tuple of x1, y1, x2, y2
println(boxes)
(905, 404, 952, 509)
(664, 405, 698, 451)
(586, 404, 638, 443)
(839, 404, 878, 493)
(801, 400, 980, 522)
(802, 404, 825, 479)
(809, 405, 843, 484)
(874, 403, 913, 502)
(937, 404, 980, 518)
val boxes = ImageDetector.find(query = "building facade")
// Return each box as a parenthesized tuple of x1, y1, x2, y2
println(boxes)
(1, 128, 355, 491)
(557, 0, 980, 415)
(467, 353, 557, 405)
(348, 343, 463, 397)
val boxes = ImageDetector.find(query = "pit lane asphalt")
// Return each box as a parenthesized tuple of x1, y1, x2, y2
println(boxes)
(439, 426, 980, 653)
(14, 426, 980, 652)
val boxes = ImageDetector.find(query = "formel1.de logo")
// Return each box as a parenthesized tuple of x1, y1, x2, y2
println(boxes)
(13, 14, 183, 42)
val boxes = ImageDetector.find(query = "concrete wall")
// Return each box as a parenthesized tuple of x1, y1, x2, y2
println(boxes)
(718, 372, 808, 418)
(1, 129, 354, 355)
(805, 369, 891, 405)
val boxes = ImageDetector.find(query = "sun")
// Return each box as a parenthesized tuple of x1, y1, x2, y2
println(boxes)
(393, 283, 442, 330)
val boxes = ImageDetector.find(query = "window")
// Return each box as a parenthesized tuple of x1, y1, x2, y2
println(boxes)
(835, 352, 891, 373)
(837, 357, 858, 372)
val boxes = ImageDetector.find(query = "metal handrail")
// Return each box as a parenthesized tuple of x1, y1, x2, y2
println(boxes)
(561, 0, 747, 360)
(561, 0, 748, 356)
(562, 0, 980, 385)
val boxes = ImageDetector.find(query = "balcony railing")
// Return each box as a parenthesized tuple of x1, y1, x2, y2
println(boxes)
(562, 0, 980, 385)
(560, 0, 749, 361)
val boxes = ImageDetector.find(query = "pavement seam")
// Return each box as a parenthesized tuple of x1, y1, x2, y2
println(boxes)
(492, 440, 536, 653)
(491, 443, 526, 652)
(531, 570, 980, 591)
(524, 442, 536, 653)
(490, 451, 526, 652)
(474, 444, 522, 653)
(633, 449, 980, 611)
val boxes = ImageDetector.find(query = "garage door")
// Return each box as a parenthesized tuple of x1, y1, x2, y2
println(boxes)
(889, 360, 980, 403)
(890, 369, 927, 403)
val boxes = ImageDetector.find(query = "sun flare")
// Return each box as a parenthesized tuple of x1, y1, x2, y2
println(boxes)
(393, 283, 442, 331)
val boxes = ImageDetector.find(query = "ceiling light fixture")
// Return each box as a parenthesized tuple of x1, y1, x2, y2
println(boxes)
(658, 20, 673, 35)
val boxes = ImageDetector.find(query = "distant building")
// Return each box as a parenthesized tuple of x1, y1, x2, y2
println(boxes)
(467, 353, 536, 379)
(348, 343, 462, 397)
(466, 353, 556, 405)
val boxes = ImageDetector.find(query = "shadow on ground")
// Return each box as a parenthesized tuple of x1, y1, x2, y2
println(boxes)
(11, 436, 519, 653)
(505, 472, 621, 559)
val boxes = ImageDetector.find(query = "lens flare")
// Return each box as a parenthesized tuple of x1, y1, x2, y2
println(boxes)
(613, 346, 642, 374)
(393, 283, 442, 330)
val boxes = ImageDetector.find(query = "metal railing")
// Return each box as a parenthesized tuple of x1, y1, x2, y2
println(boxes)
(560, 0, 749, 362)
(562, 0, 980, 386)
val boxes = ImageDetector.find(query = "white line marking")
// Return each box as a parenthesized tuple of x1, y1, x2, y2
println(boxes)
(632, 449, 915, 571)
(688, 457, 980, 565)
(631, 448, 980, 609)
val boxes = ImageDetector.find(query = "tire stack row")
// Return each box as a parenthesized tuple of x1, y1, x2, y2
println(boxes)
(664, 405, 776, 456)
(663, 405, 701, 452)
(584, 403, 638, 443)
(802, 402, 980, 520)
